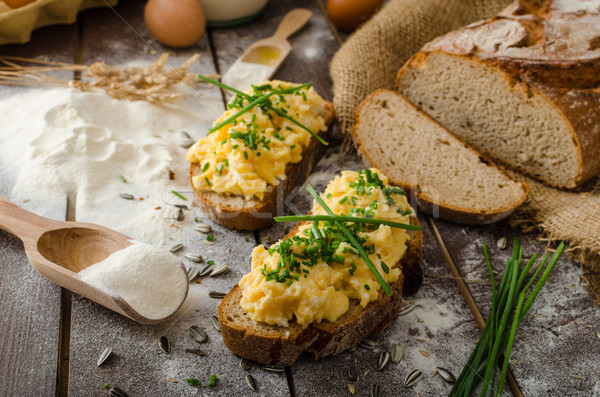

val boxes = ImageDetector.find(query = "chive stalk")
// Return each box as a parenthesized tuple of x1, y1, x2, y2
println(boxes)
(274, 214, 422, 231)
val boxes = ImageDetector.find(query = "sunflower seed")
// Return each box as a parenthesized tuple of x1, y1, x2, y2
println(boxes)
(179, 131, 195, 148)
(391, 344, 404, 363)
(169, 243, 184, 253)
(193, 224, 212, 233)
(398, 301, 415, 316)
(174, 204, 188, 209)
(158, 336, 170, 353)
(167, 378, 179, 383)
(348, 384, 356, 395)
(185, 348, 206, 356)
(199, 263, 213, 277)
(597, 332, 600, 340)
(209, 291, 227, 299)
(377, 351, 390, 371)
(189, 326, 208, 343)
(96, 346, 112, 367)
(119, 193, 134, 200)
(436, 367, 456, 384)
(187, 266, 199, 282)
(404, 369, 423, 387)
(262, 365, 285, 373)
(108, 387, 129, 397)
(210, 263, 229, 277)
(348, 366, 358, 381)
(245, 374, 258, 392)
(176, 208, 185, 221)
(184, 253, 203, 263)
(359, 339, 377, 349)
(371, 384, 381, 397)
(211, 315, 221, 332)
(240, 357, 253, 370)
(497, 237, 507, 249)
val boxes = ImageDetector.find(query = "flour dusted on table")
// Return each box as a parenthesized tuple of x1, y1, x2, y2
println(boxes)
(0, 85, 223, 245)
(78, 242, 187, 320)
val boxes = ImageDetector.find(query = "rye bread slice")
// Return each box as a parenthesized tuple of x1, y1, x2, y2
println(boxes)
(189, 102, 335, 231)
(217, 217, 422, 366)
(352, 89, 529, 225)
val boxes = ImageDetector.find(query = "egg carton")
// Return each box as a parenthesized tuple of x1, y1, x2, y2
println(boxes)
(0, 0, 118, 45)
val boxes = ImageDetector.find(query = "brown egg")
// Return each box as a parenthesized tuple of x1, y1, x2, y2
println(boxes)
(4, 0, 36, 8)
(327, 0, 383, 31)
(144, 0, 206, 48)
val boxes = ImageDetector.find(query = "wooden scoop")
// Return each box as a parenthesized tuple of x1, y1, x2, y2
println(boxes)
(0, 195, 188, 324)
(221, 8, 313, 91)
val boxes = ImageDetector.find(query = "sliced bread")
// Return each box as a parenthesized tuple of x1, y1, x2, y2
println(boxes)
(352, 89, 529, 225)
(189, 102, 334, 231)
(217, 217, 422, 366)
(395, 0, 600, 189)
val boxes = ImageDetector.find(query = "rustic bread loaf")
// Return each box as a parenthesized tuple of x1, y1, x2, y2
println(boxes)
(395, 0, 600, 189)
(352, 89, 529, 225)
(189, 102, 334, 231)
(217, 217, 422, 366)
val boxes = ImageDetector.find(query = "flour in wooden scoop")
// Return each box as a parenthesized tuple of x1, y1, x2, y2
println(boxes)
(79, 241, 188, 320)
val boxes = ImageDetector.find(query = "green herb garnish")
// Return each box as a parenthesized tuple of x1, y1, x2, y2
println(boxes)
(450, 239, 565, 396)
(119, 175, 126, 183)
(274, 214, 421, 231)
(186, 378, 199, 386)
(208, 374, 218, 387)
(206, 234, 215, 241)
(208, 260, 215, 266)
(104, 383, 110, 390)
(171, 189, 187, 201)
(202, 162, 210, 172)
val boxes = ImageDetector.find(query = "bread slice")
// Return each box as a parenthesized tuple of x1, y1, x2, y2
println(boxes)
(352, 89, 529, 225)
(395, 1, 600, 189)
(217, 217, 422, 366)
(189, 102, 335, 231)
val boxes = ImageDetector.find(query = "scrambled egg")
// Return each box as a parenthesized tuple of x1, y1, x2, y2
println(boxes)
(186, 81, 329, 201)
(239, 169, 414, 327)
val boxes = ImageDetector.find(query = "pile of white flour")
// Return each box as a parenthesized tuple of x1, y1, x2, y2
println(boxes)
(0, 86, 223, 245)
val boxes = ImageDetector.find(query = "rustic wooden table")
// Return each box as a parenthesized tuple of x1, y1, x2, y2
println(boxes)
(1, 1, 599, 396)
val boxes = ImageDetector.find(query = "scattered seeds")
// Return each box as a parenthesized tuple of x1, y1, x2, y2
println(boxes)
(185, 348, 207, 356)
(199, 264, 213, 277)
(176, 208, 184, 221)
(596, 332, 600, 340)
(377, 351, 390, 371)
(96, 347, 112, 367)
(169, 243, 184, 253)
(359, 339, 377, 349)
(174, 204, 188, 209)
(348, 366, 358, 381)
(419, 349, 429, 358)
(194, 224, 212, 234)
(497, 237, 507, 249)
(391, 344, 404, 363)
(398, 301, 415, 316)
(158, 336, 170, 353)
(211, 315, 221, 332)
(245, 374, 258, 392)
(119, 193, 134, 200)
(179, 131, 195, 148)
(189, 326, 208, 343)
(210, 263, 229, 277)
(417, 318, 424, 323)
(262, 365, 285, 373)
(436, 367, 456, 384)
(187, 266, 199, 282)
(209, 291, 227, 299)
(404, 369, 423, 388)
(108, 386, 129, 397)
(371, 384, 381, 397)
(570, 374, 583, 380)
(240, 357, 253, 371)
(348, 384, 356, 395)
(184, 253, 203, 263)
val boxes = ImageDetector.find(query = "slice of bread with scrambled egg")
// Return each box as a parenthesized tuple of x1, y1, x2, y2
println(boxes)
(187, 81, 334, 230)
(217, 169, 422, 365)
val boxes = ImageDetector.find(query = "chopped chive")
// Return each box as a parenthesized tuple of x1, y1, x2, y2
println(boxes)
(119, 175, 126, 183)
(339, 196, 348, 204)
(171, 189, 187, 201)
(206, 234, 215, 241)
(205, 177, 211, 186)
(207, 260, 215, 266)
(186, 378, 199, 386)
(274, 214, 421, 231)
(364, 284, 370, 291)
(202, 162, 210, 172)
(243, 151, 248, 160)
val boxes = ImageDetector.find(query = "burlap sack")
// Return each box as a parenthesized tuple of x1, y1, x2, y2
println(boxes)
(331, 0, 600, 303)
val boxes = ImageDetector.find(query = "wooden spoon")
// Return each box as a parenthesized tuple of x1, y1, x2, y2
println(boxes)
(0, 195, 188, 324)
(221, 8, 313, 91)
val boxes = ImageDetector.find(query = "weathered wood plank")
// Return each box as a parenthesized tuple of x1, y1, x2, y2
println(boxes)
(434, 218, 600, 395)
(67, 2, 286, 396)
(0, 22, 77, 397)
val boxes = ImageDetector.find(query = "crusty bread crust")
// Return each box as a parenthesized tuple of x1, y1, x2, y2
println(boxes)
(352, 89, 529, 225)
(217, 217, 422, 365)
(189, 101, 335, 231)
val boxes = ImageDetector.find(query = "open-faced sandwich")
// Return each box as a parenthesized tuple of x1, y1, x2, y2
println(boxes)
(187, 80, 334, 230)
(218, 168, 423, 365)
